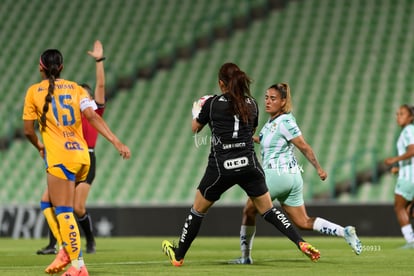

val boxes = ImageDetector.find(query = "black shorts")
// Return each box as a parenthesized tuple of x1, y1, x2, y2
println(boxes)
(197, 165, 268, 202)
(84, 150, 96, 185)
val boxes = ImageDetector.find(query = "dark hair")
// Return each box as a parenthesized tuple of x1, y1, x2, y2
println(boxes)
(80, 83, 92, 94)
(401, 104, 414, 118)
(218, 63, 252, 123)
(268, 83, 292, 113)
(39, 49, 63, 129)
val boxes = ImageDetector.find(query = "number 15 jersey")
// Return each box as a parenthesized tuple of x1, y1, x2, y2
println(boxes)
(23, 79, 96, 168)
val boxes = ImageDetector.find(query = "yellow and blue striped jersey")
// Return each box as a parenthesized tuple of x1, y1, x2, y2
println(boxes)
(23, 79, 96, 168)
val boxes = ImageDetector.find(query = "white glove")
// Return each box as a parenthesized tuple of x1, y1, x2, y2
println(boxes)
(192, 101, 202, 119)
(192, 95, 213, 119)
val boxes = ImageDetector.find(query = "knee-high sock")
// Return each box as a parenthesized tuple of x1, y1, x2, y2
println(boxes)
(40, 201, 62, 246)
(240, 225, 256, 259)
(313, 217, 344, 236)
(55, 206, 81, 261)
(401, 224, 414, 243)
(77, 213, 95, 243)
(262, 207, 304, 247)
(176, 207, 205, 260)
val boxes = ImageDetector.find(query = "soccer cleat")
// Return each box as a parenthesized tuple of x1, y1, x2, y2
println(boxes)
(61, 265, 89, 276)
(36, 245, 57, 255)
(45, 248, 71, 274)
(228, 257, 253, 264)
(86, 240, 96, 254)
(400, 242, 414, 249)
(299, 241, 320, 262)
(344, 226, 362, 255)
(162, 240, 184, 267)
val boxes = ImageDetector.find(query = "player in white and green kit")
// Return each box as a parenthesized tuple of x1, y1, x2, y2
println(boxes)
(230, 83, 362, 264)
(385, 104, 414, 248)
(259, 111, 305, 207)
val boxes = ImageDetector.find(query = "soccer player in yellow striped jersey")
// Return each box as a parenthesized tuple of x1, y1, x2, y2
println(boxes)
(23, 49, 130, 276)
(230, 83, 362, 265)
(385, 104, 414, 248)
(24, 79, 91, 167)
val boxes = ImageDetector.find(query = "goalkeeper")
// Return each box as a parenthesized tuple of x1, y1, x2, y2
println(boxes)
(162, 63, 321, 267)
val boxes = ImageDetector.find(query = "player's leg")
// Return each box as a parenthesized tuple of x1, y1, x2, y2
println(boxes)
(75, 182, 96, 253)
(394, 179, 414, 247)
(46, 165, 88, 274)
(395, 194, 414, 245)
(162, 189, 213, 266)
(282, 204, 362, 254)
(283, 204, 345, 234)
(163, 167, 227, 266)
(251, 192, 320, 262)
(39, 202, 60, 253)
(44, 173, 75, 274)
(229, 170, 292, 263)
(406, 201, 414, 219)
(37, 189, 60, 255)
(36, 229, 57, 255)
(229, 198, 257, 264)
(281, 172, 361, 254)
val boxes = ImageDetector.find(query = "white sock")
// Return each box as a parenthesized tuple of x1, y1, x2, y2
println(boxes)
(78, 256, 85, 268)
(71, 259, 80, 270)
(240, 225, 256, 258)
(401, 224, 414, 243)
(313, 217, 344, 237)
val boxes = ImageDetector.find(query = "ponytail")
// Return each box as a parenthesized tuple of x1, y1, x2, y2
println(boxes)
(218, 63, 253, 123)
(40, 73, 56, 129)
(38, 49, 63, 130)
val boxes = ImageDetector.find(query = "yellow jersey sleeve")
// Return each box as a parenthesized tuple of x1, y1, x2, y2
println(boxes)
(22, 84, 41, 121)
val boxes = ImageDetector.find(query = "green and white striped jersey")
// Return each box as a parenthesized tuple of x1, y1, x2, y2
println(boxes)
(397, 124, 414, 181)
(259, 113, 301, 171)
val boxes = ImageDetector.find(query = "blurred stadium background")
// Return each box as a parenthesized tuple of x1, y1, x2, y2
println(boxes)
(0, 0, 413, 236)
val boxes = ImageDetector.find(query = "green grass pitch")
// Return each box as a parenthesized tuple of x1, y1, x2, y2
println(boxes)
(1, 236, 413, 275)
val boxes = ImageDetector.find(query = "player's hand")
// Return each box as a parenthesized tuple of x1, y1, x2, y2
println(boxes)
(87, 40, 104, 60)
(192, 95, 213, 119)
(318, 168, 327, 181)
(37, 141, 45, 159)
(390, 167, 399, 175)
(114, 141, 131, 160)
(384, 157, 397, 166)
(192, 101, 202, 119)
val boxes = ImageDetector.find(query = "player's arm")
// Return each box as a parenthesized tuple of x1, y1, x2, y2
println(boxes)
(291, 135, 327, 181)
(23, 120, 45, 157)
(87, 40, 105, 105)
(252, 135, 259, 144)
(82, 107, 130, 159)
(384, 144, 414, 165)
(192, 119, 206, 133)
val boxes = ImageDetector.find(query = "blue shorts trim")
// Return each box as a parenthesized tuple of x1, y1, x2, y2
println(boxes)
(54, 164, 76, 182)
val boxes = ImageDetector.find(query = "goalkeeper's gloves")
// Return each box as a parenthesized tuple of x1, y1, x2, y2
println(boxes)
(192, 101, 202, 119)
